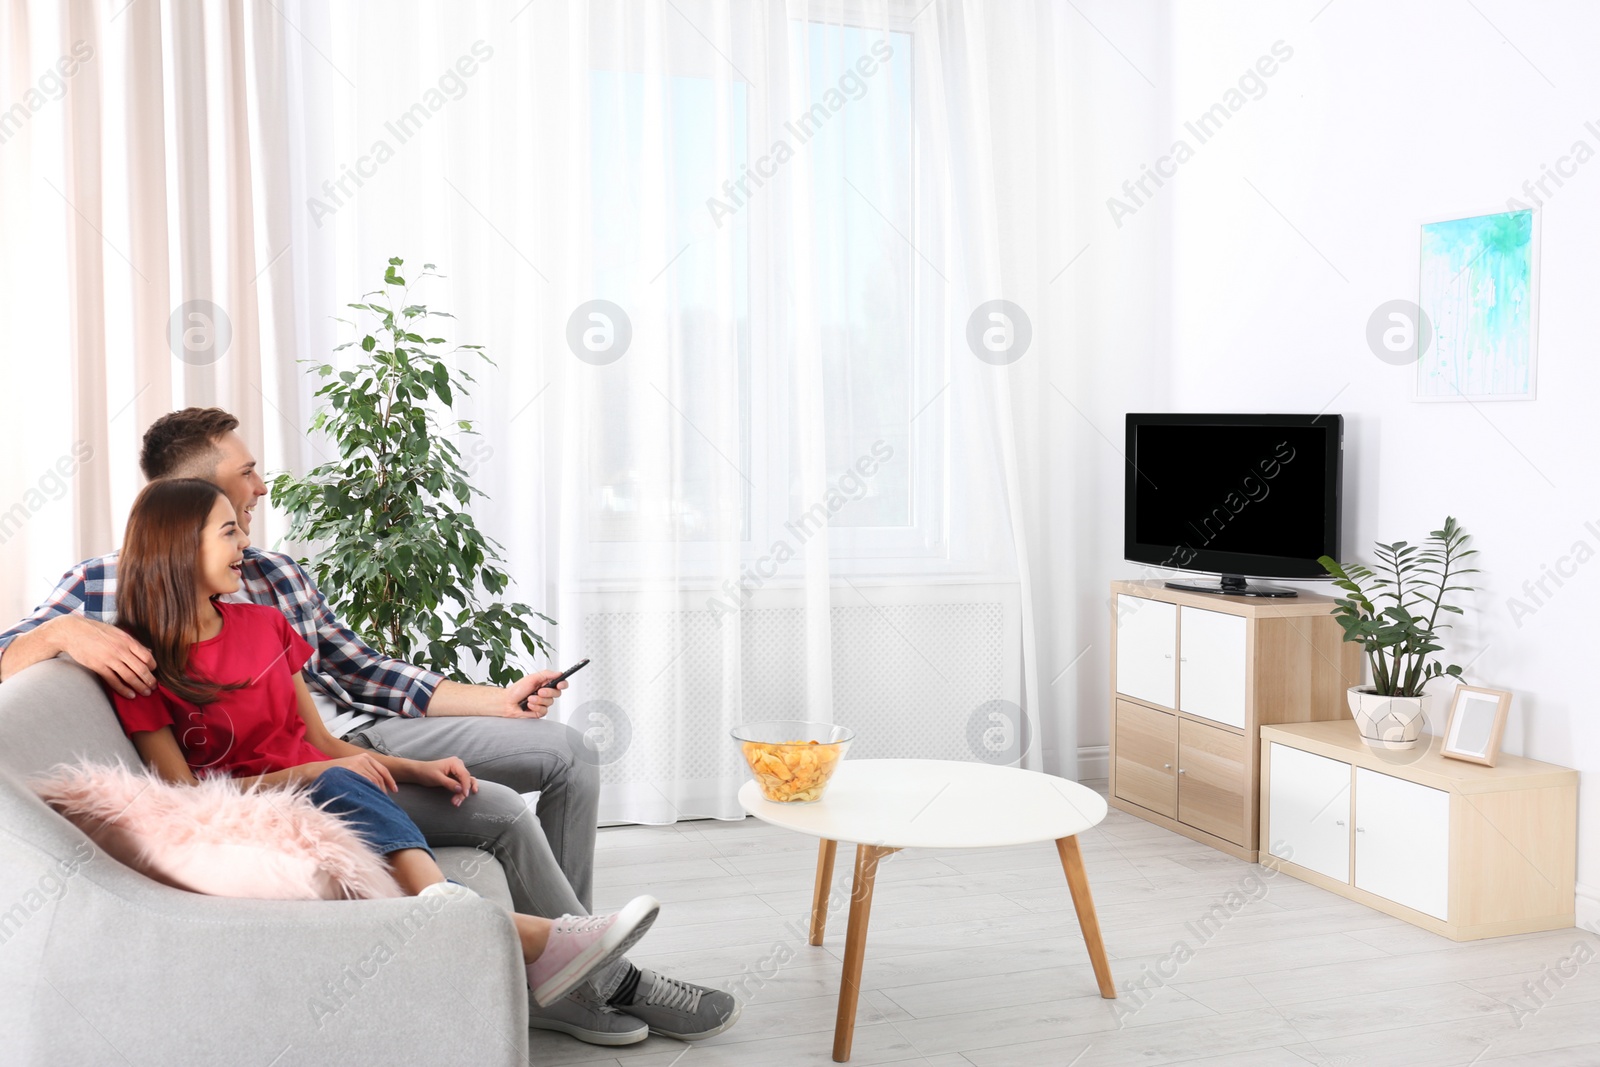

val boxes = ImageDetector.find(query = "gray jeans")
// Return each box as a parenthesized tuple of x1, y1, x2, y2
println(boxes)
(348, 716, 626, 998)
(350, 714, 599, 908)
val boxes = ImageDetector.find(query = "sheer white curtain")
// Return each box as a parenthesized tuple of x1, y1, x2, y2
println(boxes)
(0, 0, 1078, 823)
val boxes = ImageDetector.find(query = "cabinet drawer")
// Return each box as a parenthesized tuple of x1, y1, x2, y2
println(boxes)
(1116, 596, 1177, 708)
(1114, 700, 1176, 819)
(1179, 606, 1246, 729)
(1266, 743, 1351, 881)
(1178, 718, 1247, 845)
(1355, 768, 1450, 920)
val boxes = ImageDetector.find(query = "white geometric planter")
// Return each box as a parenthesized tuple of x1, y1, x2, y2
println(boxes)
(1346, 687, 1426, 749)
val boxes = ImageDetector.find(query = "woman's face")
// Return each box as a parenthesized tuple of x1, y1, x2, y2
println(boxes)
(196, 494, 249, 598)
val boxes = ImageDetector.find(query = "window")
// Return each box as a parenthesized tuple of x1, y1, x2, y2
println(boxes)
(588, 69, 751, 545)
(584, 19, 935, 577)
(801, 22, 916, 532)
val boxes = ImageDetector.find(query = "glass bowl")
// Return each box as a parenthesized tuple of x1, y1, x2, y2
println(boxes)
(731, 720, 854, 803)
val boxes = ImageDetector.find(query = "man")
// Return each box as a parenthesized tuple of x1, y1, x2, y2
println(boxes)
(0, 408, 739, 1047)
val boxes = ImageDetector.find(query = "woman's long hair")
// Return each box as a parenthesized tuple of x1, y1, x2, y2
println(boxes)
(116, 478, 244, 704)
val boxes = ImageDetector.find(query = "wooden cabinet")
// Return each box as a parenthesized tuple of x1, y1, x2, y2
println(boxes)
(1108, 581, 1360, 862)
(1113, 700, 1176, 818)
(1176, 717, 1248, 844)
(1262, 721, 1578, 940)
(1113, 701, 1250, 844)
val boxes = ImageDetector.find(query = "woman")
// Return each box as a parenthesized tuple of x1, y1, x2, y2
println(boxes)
(106, 477, 655, 1007)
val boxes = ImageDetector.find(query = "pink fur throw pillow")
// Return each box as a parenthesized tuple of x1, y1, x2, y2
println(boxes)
(32, 761, 404, 901)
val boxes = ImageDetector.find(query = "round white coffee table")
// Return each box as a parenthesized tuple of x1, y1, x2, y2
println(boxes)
(738, 758, 1115, 1062)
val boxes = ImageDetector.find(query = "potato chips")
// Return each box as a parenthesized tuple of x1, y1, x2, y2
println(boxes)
(740, 738, 845, 803)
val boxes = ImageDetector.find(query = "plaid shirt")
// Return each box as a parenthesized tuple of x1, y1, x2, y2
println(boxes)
(0, 547, 442, 720)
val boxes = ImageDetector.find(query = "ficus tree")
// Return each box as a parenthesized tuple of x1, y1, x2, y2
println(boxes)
(271, 257, 553, 685)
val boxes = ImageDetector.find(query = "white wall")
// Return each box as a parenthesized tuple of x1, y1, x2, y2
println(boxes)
(1065, 0, 1598, 921)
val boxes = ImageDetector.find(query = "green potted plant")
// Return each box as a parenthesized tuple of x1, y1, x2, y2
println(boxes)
(1318, 516, 1477, 749)
(271, 257, 554, 684)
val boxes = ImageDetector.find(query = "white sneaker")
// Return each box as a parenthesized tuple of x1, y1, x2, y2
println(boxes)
(418, 880, 478, 902)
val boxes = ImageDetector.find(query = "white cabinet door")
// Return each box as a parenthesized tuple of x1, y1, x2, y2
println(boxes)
(1116, 596, 1176, 708)
(1354, 768, 1450, 920)
(1266, 743, 1351, 882)
(1178, 607, 1247, 729)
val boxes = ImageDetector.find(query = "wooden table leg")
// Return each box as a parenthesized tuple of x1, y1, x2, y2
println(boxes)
(833, 844, 892, 1062)
(1056, 835, 1116, 999)
(810, 839, 837, 946)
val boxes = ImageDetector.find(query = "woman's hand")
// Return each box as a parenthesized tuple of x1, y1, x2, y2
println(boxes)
(301, 753, 398, 793)
(396, 757, 478, 807)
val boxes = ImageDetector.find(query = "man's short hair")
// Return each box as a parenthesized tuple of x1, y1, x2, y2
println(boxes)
(140, 408, 240, 481)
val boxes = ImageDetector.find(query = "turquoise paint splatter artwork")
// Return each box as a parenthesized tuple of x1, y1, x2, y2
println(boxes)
(1416, 209, 1538, 400)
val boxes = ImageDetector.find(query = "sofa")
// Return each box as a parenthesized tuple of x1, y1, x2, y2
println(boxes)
(0, 658, 530, 1065)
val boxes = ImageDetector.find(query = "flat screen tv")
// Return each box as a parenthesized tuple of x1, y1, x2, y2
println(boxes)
(1124, 413, 1343, 598)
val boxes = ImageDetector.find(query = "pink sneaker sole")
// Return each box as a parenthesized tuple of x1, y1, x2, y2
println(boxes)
(530, 896, 660, 1007)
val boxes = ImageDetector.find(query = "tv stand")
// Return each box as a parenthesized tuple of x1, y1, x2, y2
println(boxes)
(1108, 580, 1362, 862)
(1163, 574, 1298, 598)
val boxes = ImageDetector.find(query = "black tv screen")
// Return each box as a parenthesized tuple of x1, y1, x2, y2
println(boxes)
(1124, 413, 1343, 582)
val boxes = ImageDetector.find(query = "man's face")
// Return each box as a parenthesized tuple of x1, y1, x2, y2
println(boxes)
(207, 431, 268, 536)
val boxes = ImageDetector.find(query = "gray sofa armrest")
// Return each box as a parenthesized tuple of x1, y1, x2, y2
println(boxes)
(1, 773, 529, 1066)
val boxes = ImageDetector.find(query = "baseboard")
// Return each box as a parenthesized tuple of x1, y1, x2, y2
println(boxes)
(1078, 744, 1109, 781)
(1578, 881, 1600, 933)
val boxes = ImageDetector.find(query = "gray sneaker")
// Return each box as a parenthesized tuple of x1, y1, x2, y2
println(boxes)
(528, 988, 648, 1046)
(616, 969, 742, 1041)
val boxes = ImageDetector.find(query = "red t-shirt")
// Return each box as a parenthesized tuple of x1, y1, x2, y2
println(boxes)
(110, 601, 330, 778)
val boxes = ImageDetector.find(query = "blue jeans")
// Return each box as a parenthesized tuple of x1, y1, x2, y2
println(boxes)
(305, 766, 433, 858)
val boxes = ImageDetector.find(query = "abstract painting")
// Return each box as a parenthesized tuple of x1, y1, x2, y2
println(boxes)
(1415, 208, 1539, 401)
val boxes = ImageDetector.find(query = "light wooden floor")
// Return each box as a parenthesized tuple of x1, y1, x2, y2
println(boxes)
(532, 782, 1600, 1067)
